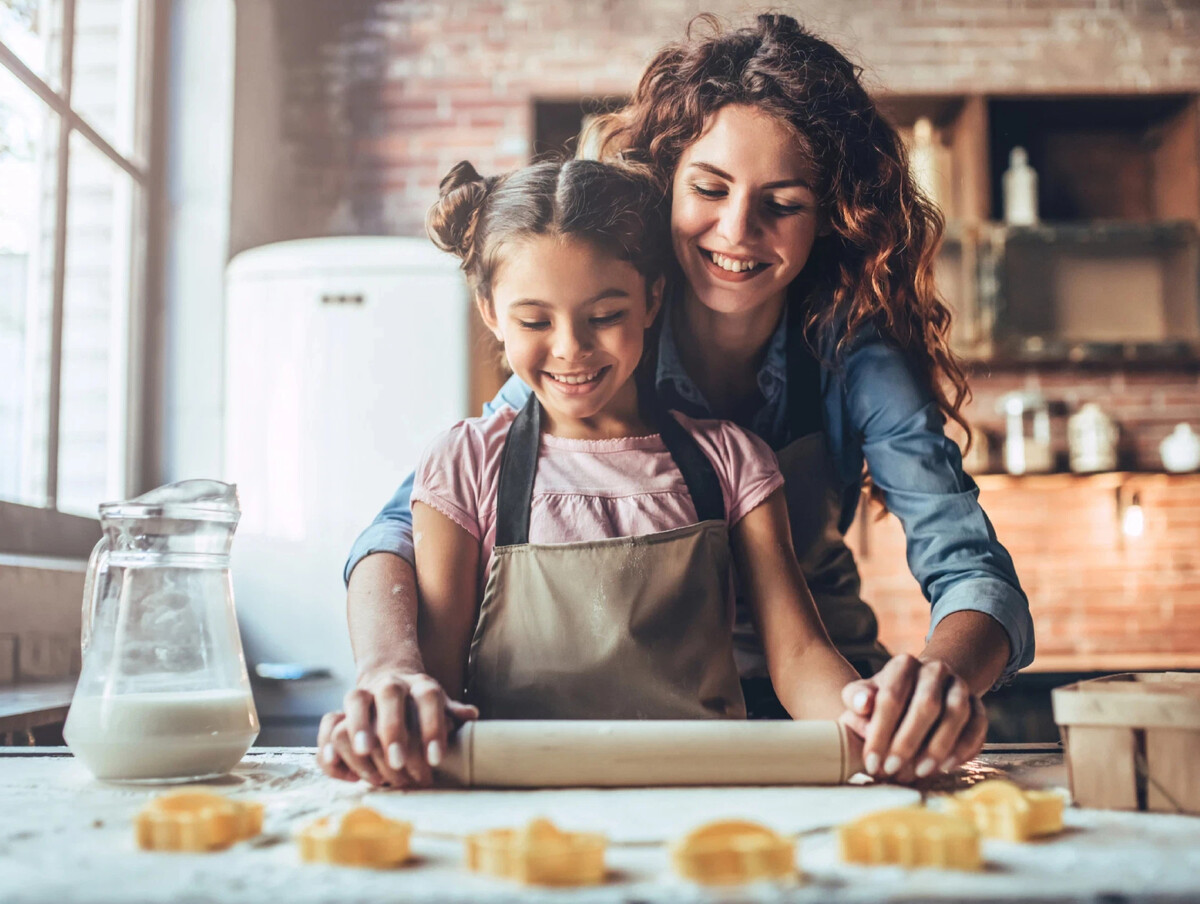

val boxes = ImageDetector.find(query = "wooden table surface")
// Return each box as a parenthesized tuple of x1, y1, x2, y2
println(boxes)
(2, 746, 1199, 903)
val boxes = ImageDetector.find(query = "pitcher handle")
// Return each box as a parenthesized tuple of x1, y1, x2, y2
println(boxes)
(81, 536, 110, 654)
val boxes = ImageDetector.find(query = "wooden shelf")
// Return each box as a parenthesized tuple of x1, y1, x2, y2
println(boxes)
(974, 470, 1200, 490)
(878, 92, 1200, 361)
(987, 95, 1200, 222)
(1025, 654, 1200, 673)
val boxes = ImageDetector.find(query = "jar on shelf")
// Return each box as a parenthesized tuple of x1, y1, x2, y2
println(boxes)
(1160, 423, 1200, 473)
(1067, 403, 1118, 473)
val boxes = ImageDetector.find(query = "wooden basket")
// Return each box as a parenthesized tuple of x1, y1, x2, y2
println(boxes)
(1051, 672, 1200, 814)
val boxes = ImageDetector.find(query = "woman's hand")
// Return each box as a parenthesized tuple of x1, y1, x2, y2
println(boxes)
(838, 654, 987, 784)
(316, 669, 478, 788)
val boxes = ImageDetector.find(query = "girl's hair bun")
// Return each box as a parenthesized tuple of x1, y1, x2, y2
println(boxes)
(426, 160, 493, 261)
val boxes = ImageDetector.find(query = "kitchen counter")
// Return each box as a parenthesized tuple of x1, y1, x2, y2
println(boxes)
(0, 680, 75, 735)
(2, 745, 1199, 903)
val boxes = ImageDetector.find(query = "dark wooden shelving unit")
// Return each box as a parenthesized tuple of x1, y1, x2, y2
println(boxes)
(880, 92, 1200, 362)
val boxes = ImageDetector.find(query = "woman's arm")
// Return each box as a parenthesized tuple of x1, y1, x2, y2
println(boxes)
(732, 489, 860, 719)
(319, 537, 480, 790)
(836, 333, 1029, 780)
(840, 334, 1034, 682)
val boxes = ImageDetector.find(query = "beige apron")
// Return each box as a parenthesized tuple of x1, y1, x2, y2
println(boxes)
(734, 305, 891, 697)
(465, 393, 747, 720)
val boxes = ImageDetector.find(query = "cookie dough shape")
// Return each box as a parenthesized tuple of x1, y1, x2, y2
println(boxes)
(838, 806, 981, 870)
(297, 807, 412, 868)
(670, 820, 796, 886)
(941, 779, 1064, 841)
(465, 818, 606, 886)
(135, 791, 263, 852)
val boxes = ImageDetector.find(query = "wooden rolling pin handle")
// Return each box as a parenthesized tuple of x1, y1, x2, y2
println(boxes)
(434, 720, 860, 788)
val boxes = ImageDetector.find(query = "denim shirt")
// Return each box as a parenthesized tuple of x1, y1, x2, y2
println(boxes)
(345, 309, 1035, 680)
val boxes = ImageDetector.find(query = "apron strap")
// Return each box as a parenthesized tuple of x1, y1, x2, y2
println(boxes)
(785, 298, 824, 443)
(494, 392, 541, 548)
(494, 388, 727, 547)
(643, 391, 726, 524)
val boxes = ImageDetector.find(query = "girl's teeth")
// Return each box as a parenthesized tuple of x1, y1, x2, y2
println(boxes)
(711, 252, 760, 273)
(549, 371, 601, 385)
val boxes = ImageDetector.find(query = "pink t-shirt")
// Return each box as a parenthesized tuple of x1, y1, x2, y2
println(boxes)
(412, 406, 784, 575)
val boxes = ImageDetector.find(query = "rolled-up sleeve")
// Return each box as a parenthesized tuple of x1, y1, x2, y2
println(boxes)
(342, 375, 533, 585)
(842, 337, 1035, 681)
(342, 473, 417, 584)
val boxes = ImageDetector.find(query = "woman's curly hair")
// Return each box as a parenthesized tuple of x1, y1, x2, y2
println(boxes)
(587, 13, 971, 457)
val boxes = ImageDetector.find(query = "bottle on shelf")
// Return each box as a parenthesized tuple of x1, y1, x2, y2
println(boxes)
(909, 117, 938, 207)
(1002, 146, 1038, 226)
(999, 392, 1053, 475)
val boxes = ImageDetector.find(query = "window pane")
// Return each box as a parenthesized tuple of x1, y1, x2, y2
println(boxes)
(57, 129, 137, 515)
(0, 0, 64, 91)
(0, 63, 58, 507)
(71, 0, 143, 160)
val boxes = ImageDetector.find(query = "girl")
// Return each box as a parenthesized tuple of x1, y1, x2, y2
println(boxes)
(320, 158, 859, 786)
(332, 14, 1033, 787)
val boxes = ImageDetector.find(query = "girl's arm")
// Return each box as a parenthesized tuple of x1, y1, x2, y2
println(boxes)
(411, 501, 481, 697)
(731, 488, 860, 720)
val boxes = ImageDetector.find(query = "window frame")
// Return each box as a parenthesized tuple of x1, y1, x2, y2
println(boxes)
(0, 0, 161, 551)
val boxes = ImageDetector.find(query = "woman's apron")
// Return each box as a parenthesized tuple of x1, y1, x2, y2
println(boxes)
(736, 307, 892, 715)
(465, 393, 747, 720)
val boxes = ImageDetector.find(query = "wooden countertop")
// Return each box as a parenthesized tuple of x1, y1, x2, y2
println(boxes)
(2, 746, 1198, 902)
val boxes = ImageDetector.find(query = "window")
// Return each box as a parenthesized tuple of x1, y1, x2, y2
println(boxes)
(0, 0, 155, 529)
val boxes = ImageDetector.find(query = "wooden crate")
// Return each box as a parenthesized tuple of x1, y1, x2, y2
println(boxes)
(1052, 673, 1200, 814)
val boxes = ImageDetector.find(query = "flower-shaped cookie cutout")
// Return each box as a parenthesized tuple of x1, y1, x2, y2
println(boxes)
(135, 792, 263, 852)
(465, 818, 606, 886)
(838, 806, 981, 870)
(939, 779, 1064, 841)
(670, 819, 796, 885)
(296, 807, 412, 868)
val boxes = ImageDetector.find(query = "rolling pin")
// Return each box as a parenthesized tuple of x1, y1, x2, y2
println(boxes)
(433, 720, 859, 788)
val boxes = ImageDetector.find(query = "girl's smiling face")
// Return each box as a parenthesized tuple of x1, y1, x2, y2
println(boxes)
(480, 234, 662, 436)
(671, 104, 824, 319)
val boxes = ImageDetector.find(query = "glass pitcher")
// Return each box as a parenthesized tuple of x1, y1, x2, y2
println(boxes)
(63, 480, 260, 782)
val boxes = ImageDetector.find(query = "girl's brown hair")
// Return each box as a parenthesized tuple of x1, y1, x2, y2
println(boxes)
(426, 158, 669, 307)
(589, 13, 971, 454)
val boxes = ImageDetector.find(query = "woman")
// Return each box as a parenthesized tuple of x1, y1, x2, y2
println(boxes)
(321, 13, 1032, 789)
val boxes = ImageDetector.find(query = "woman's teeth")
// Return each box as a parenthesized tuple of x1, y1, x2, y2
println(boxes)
(709, 251, 763, 273)
(547, 370, 603, 385)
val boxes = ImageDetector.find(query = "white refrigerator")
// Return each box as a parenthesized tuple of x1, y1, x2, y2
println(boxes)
(223, 236, 470, 742)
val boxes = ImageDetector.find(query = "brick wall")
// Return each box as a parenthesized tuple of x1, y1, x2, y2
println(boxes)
(854, 363, 1200, 669)
(231, 0, 1200, 669)
(232, 0, 1200, 244)
(850, 471, 1200, 670)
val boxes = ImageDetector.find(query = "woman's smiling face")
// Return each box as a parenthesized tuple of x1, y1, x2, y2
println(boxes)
(670, 104, 824, 318)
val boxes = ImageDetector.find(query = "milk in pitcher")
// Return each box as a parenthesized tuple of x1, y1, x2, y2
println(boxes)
(64, 688, 258, 782)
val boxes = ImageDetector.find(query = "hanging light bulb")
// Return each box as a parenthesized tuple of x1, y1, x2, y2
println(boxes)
(1121, 491, 1144, 540)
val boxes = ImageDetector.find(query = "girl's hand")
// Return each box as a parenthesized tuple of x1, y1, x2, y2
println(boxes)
(837, 654, 987, 784)
(315, 670, 478, 788)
